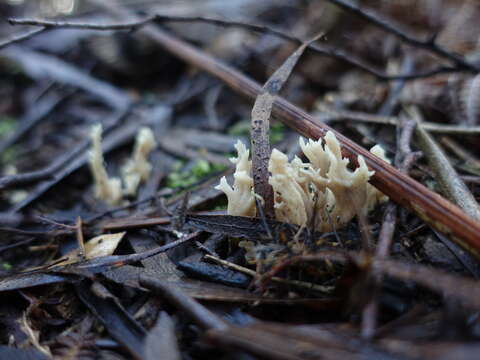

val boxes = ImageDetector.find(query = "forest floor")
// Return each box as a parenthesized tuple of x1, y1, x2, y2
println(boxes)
(1, 1, 480, 359)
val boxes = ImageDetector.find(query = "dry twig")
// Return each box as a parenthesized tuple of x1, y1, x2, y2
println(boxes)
(140, 276, 227, 331)
(361, 117, 420, 339)
(7, 16, 466, 81)
(325, 0, 479, 72)
(0, 27, 47, 49)
(205, 254, 333, 293)
(412, 108, 480, 220)
(316, 104, 480, 135)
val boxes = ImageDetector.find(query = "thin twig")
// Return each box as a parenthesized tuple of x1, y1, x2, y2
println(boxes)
(140, 275, 227, 331)
(205, 254, 334, 293)
(440, 137, 480, 171)
(255, 198, 273, 240)
(7, 16, 464, 81)
(101, 216, 170, 231)
(316, 104, 480, 135)
(360, 111, 419, 339)
(64, 231, 202, 273)
(86, 189, 172, 223)
(8, 17, 153, 30)
(325, 0, 479, 72)
(0, 237, 36, 254)
(462, 175, 480, 184)
(3, 46, 130, 110)
(361, 100, 418, 339)
(0, 89, 72, 155)
(263, 250, 480, 311)
(0, 27, 47, 50)
(0, 140, 84, 190)
(412, 107, 480, 220)
(361, 117, 419, 339)
(76, 217, 86, 260)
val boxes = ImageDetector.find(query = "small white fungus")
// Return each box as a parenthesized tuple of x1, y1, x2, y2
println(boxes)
(121, 127, 157, 196)
(88, 124, 122, 205)
(216, 131, 390, 232)
(215, 141, 256, 217)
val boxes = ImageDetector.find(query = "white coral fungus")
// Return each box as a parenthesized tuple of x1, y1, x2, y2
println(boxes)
(216, 131, 390, 232)
(215, 141, 256, 217)
(88, 125, 157, 205)
(122, 127, 157, 196)
(88, 124, 122, 205)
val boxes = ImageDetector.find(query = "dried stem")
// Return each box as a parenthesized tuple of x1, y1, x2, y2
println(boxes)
(140, 275, 227, 331)
(205, 254, 333, 293)
(316, 104, 480, 135)
(7, 16, 465, 81)
(75, 217, 86, 260)
(361, 117, 419, 339)
(262, 250, 480, 311)
(325, 0, 479, 72)
(412, 108, 480, 220)
(0, 27, 47, 49)
(440, 137, 480, 170)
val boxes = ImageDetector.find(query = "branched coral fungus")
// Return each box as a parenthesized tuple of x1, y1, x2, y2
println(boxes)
(88, 124, 122, 206)
(88, 125, 156, 205)
(215, 141, 256, 217)
(122, 127, 157, 196)
(216, 131, 390, 232)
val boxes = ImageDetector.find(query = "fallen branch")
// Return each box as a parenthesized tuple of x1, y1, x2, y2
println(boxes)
(325, 0, 479, 72)
(316, 104, 480, 135)
(412, 108, 480, 220)
(260, 250, 480, 311)
(0, 88, 71, 155)
(140, 275, 227, 331)
(2, 46, 130, 109)
(205, 254, 333, 293)
(0, 27, 47, 50)
(361, 116, 420, 339)
(8, 16, 465, 81)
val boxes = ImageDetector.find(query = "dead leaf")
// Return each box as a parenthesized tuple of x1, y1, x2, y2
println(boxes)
(61, 232, 126, 265)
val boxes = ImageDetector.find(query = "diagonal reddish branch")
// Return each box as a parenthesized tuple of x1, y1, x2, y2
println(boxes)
(88, 1, 480, 258)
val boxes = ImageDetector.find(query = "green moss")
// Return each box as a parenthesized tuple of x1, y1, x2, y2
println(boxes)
(270, 122, 285, 143)
(213, 204, 227, 211)
(192, 159, 211, 177)
(2, 262, 12, 271)
(167, 159, 227, 189)
(0, 116, 16, 137)
(227, 120, 250, 137)
(227, 120, 285, 143)
(0, 116, 18, 164)
(1, 147, 17, 164)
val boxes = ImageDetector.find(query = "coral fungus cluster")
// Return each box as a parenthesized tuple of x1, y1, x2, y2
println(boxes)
(216, 131, 389, 232)
(88, 125, 156, 205)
